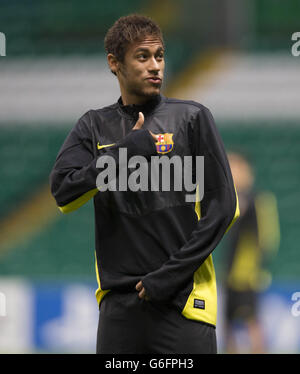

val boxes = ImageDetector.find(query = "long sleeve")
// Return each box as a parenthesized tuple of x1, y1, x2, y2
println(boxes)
(142, 106, 240, 302)
(49, 114, 156, 213)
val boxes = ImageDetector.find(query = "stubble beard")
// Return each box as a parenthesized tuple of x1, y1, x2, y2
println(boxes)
(129, 80, 162, 100)
(120, 65, 162, 101)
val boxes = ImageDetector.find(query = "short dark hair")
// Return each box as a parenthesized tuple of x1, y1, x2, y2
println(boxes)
(104, 14, 164, 62)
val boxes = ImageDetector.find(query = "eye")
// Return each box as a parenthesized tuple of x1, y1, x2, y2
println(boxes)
(137, 54, 147, 61)
(156, 52, 164, 61)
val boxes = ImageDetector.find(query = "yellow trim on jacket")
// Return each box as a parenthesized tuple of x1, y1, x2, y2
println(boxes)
(58, 188, 98, 214)
(95, 252, 110, 305)
(181, 184, 240, 326)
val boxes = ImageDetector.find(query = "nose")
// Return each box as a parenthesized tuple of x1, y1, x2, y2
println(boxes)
(148, 56, 160, 73)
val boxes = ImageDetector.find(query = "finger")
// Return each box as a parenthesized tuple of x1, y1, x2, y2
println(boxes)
(138, 287, 146, 299)
(149, 130, 158, 142)
(132, 112, 144, 130)
(135, 281, 143, 291)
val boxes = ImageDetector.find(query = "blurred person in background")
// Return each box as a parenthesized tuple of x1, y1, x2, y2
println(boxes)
(223, 151, 280, 354)
(50, 14, 239, 354)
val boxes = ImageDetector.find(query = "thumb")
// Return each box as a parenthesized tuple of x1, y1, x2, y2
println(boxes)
(149, 130, 158, 142)
(132, 112, 144, 130)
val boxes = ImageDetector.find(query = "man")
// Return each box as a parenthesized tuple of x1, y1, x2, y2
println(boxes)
(50, 14, 239, 354)
(223, 152, 280, 353)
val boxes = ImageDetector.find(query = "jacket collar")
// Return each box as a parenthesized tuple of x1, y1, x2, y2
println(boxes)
(118, 94, 162, 119)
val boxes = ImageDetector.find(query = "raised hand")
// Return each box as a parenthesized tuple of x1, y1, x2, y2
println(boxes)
(132, 112, 158, 142)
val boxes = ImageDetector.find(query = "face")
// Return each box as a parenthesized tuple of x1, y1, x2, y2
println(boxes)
(228, 153, 254, 193)
(108, 36, 165, 105)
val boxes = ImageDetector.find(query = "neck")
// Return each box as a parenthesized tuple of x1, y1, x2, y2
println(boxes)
(121, 96, 148, 106)
(120, 86, 160, 106)
(120, 93, 151, 106)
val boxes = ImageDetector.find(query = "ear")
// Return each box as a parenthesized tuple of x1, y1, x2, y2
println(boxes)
(107, 53, 119, 75)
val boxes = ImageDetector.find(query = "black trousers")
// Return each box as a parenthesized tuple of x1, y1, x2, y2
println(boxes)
(96, 291, 217, 354)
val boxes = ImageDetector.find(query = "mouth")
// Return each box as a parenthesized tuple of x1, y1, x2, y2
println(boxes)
(146, 77, 162, 84)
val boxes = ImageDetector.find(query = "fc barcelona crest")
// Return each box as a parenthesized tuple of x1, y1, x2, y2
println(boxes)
(155, 133, 174, 154)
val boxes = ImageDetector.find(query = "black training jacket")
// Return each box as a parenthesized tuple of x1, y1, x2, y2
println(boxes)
(49, 94, 239, 326)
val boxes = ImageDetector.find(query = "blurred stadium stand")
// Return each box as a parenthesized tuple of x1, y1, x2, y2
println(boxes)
(0, 0, 300, 353)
